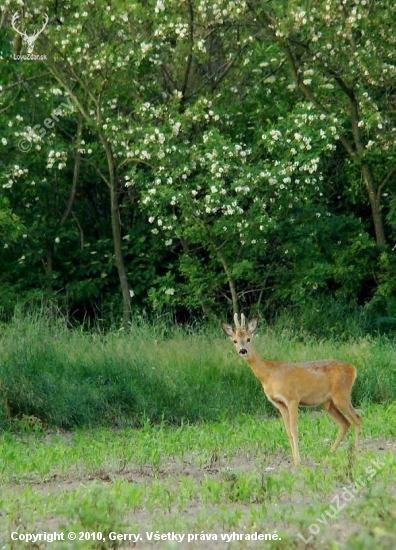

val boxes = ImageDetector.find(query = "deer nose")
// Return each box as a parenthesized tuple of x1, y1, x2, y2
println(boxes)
(239, 348, 247, 355)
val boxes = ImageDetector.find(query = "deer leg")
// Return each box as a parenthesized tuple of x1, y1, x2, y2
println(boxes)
(273, 401, 293, 456)
(323, 400, 350, 452)
(331, 398, 361, 449)
(286, 400, 300, 465)
(345, 402, 361, 448)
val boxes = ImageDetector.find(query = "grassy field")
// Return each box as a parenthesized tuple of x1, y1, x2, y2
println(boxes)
(0, 407, 395, 549)
(0, 314, 395, 548)
(1, 312, 395, 429)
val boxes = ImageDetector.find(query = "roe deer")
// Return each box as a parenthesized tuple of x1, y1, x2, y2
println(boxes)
(222, 314, 361, 465)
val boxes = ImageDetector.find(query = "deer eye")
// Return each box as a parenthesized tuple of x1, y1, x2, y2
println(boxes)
(247, 338, 251, 343)
(233, 340, 237, 344)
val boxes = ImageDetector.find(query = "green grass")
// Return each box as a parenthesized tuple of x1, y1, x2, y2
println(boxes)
(0, 406, 395, 549)
(0, 312, 395, 548)
(0, 313, 395, 430)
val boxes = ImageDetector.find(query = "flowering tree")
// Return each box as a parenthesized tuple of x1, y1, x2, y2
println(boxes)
(247, 0, 396, 246)
(1, 0, 395, 321)
(126, 2, 294, 314)
(41, 0, 273, 316)
(1, 0, 259, 317)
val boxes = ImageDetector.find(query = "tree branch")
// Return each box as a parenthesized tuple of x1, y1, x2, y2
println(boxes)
(378, 165, 396, 196)
(181, 0, 194, 99)
(60, 112, 83, 225)
(0, 72, 50, 93)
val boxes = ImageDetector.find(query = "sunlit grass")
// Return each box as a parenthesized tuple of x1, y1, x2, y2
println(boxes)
(0, 406, 395, 549)
(0, 312, 395, 548)
(1, 314, 395, 431)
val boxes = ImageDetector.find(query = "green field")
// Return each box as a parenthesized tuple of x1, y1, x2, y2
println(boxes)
(0, 315, 395, 549)
(0, 408, 395, 549)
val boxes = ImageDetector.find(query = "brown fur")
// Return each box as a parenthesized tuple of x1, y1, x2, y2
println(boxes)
(222, 316, 361, 465)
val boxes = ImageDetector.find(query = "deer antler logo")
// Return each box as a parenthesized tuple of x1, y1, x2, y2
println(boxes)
(11, 12, 49, 54)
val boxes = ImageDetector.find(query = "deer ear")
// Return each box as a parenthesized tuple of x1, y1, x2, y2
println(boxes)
(221, 322, 234, 337)
(248, 317, 258, 333)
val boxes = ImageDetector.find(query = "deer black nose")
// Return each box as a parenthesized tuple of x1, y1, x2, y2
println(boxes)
(239, 348, 247, 355)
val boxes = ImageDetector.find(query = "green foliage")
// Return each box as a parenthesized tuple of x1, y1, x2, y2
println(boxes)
(0, 197, 23, 242)
(0, 0, 395, 321)
(0, 313, 267, 430)
(0, 312, 395, 431)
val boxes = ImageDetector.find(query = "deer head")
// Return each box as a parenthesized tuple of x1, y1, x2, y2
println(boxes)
(11, 12, 48, 54)
(222, 313, 258, 357)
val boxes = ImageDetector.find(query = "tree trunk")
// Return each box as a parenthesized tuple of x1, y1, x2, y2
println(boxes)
(60, 113, 83, 226)
(361, 163, 386, 246)
(110, 182, 132, 326)
(215, 247, 239, 314)
(45, 245, 53, 292)
(101, 136, 132, 326)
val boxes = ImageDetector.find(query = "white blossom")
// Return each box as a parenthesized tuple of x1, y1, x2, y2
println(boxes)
(164, 288, 175, 295)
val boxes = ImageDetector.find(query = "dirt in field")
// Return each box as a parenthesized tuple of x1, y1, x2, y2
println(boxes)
(1, 437, 395, 549)
(15, 435, 395, 486)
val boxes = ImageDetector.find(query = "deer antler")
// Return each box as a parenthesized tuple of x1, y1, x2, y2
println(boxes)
(30, 14, 49, 40)
(11, 12, 28, 40)
(233, 313, 246, 328)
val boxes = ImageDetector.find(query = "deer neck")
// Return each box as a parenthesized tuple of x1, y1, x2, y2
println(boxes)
(244, 346, 272, 383)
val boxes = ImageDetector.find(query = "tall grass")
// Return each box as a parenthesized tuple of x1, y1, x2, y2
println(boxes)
(0, 310, 395, 430)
